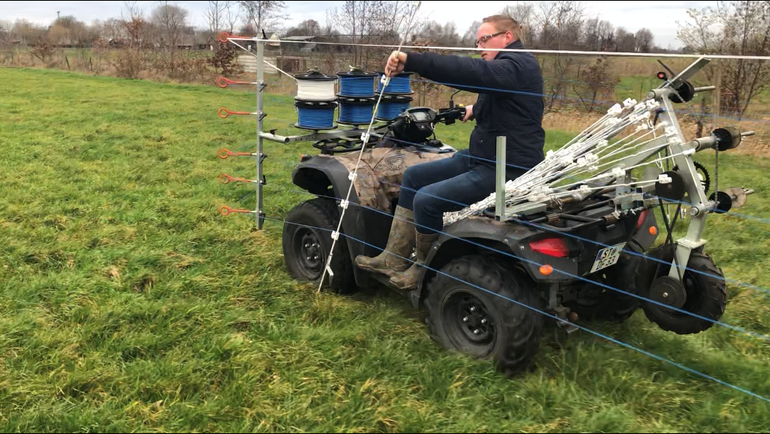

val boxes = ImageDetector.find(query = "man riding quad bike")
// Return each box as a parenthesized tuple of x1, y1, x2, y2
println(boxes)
(279, 55, 754, 375)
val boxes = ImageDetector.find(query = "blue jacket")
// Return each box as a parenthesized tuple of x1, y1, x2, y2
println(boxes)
(403, 40, 545, 172)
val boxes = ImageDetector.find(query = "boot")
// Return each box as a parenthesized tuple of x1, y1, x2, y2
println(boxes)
(355, 205, 415, 277)
(389, 230, 439, 291)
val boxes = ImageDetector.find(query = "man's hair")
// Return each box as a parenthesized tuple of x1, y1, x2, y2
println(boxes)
(482, 15, 520, 39)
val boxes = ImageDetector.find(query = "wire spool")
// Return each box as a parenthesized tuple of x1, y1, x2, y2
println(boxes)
(337, 96, 377, 125)
(294, 70, 337, 101)
(377, 71, 414, 94)
(375, 94, 414, 121)
(337, 70, 377, 97)
(295, 100, 338, 130)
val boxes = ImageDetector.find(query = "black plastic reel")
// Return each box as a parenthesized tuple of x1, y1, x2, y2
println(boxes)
(709, 191, 733, 213)
(655, 171, 686, 200)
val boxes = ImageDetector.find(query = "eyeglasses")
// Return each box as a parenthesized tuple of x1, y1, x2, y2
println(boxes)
(474, 31, 506, 48)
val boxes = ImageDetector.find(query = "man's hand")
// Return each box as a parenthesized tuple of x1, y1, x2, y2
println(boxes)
(386, 51, 407, 77)
(462, 105, 474, 123)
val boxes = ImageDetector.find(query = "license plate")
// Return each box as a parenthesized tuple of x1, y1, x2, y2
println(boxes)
(590, 242, 627, 273)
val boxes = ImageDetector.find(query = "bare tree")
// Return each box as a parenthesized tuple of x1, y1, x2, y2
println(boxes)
(101, 18, 124, 41)
(240, 0, 287, 34)
(461, 20, 481, 46)
(285, 19, 322, 37)
(151, 2, 189, 49)
(330, 1, 415, 69)
(415, 21, 460, 46)
(597, 19, 614, 51)
(11, 19, 46, 45)
(572, 57, 619, 112)
(535, 1, 585, 112)
(0, 20, 13, 47)
(583, 17, 600, 51)
(635, 28, 654, 53)
(151, 1, 189, 74)
(501, 3, 534, 45)
(206, 1, 228, 34)
(110, 1, 149, 78)
(224, 1, 240, 33)
(48, 15, 92, 46)
(614, 27, 636, 52)
(678, 1, 770, 119)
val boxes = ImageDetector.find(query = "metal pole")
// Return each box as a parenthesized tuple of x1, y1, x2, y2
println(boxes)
(256, 39, 265, 230)
(495, 136, 506, 221)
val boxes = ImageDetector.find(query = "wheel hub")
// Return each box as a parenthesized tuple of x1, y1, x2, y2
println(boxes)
(296, 229, 323, 278)
(457, 298, 493, 343)
(648, 275, 687, 313)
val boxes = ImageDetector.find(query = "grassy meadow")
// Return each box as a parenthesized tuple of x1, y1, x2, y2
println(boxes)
(0, 67, 769, 432)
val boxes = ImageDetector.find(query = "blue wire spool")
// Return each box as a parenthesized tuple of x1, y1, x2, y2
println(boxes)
(377, 72, 414, 94)
(295, 100, 338, 130)
(375, 94, 414, 121)
(337, 96, 376, 125)
(337, 70, 377, 97)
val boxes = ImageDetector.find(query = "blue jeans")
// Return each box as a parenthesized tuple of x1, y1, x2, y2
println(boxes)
(399, 149, 526, 234)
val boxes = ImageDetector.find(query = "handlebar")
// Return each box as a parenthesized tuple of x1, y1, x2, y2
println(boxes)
(436, 106, 467, 125)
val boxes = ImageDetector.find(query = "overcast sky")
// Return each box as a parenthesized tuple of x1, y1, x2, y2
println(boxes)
(0, 1, 716, 49)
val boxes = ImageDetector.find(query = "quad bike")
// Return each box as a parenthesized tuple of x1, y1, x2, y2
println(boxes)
(273, 57, 755, 376)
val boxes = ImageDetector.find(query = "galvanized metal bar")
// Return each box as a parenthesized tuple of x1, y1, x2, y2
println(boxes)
(496, 136, 506, 221)
(256, 39, 265, 229)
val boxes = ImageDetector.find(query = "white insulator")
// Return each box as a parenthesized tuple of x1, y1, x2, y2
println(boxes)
(527, 193, 547, 203)
(611, 167, 626, 179)
(623, 98, 637, 108)
(607, 103, 622, 116)
(296, 79, 337, 101)
(646, 99, 660, 110)
(577, 154, 597, 168)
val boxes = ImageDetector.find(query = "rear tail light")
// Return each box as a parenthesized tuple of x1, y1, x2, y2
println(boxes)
(529, 238, 570, 258)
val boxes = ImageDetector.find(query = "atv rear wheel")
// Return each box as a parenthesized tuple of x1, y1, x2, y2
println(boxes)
(642, 246, 727, 334)
(425, 255, 545, 377)
(282, 198, 357, 294)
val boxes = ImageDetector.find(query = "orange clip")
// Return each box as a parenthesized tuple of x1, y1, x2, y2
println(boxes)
(218, 107, 252, 119)
(217, 148, 254, 159)
(218, 31, 253, 43)
(219, 205, 254, 216)
(217, 77, 253, 88)
(218, 173, 254, 184)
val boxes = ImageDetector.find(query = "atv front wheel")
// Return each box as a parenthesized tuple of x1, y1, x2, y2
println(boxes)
(282, 198, 357, 294)
(642, 246, 727, 334)
(425, 255, 545, 377)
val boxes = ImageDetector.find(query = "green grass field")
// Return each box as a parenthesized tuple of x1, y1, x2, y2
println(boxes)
(1, 67, 770, 432)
